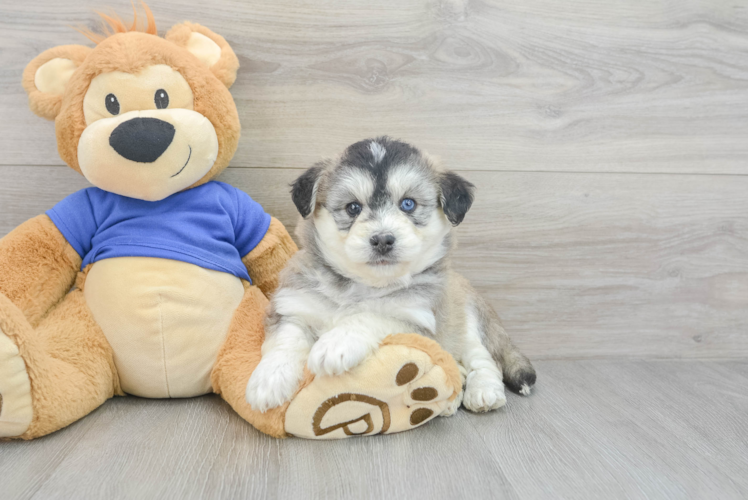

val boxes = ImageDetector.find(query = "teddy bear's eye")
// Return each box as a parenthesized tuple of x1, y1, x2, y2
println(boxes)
(105, 93, 120, 115)
(154, 89, 169, 109)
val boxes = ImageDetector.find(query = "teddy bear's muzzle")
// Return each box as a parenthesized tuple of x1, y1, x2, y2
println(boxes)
(109, 117, 176, 163)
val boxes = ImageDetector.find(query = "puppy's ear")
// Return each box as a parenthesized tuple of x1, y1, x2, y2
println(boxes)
(291, 164, 325, 218)
(439, 171, 475, 226)
(165, 22, 240, 88)
(22, 45, 91, 120)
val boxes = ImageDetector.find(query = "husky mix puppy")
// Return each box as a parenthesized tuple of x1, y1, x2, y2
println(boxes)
(246, 137, 536, 413)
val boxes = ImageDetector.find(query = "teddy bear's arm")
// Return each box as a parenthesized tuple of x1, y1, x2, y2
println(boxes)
(0, 215, 81, 326)
(241, 217, 298, 297)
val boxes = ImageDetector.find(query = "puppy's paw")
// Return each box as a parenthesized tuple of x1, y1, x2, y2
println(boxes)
(246, 355, 304, 413)
(463, 371, 506, 413)
(307, 328, 378, 377)
(441, 389, 464, 417)
(441, 365, 466, 417)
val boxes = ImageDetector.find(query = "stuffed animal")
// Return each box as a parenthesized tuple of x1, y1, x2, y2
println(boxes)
(0, 5, 461, 440)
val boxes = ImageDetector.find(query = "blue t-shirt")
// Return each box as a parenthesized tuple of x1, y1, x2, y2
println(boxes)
(46, 181, 271, 282)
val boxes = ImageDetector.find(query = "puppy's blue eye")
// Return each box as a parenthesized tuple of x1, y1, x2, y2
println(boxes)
(346, 202, 362, 217)
(400, 198, 416, 212)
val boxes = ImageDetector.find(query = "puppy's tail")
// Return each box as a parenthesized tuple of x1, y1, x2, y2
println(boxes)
(496, 340, 536, 396)
(473, 295, 537, 396)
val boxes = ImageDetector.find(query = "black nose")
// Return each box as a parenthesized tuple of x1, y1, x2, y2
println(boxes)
(370, 233, 396, 254)
(109, 117, 175, 163)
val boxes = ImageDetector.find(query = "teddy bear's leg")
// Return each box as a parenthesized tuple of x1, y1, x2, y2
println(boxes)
(0, 215, 82, 328)
(0, 290, 120, 440)
(211, 284, 290, 438)
(283, 334, 463, 439)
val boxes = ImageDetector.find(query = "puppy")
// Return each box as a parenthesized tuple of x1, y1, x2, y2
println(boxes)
(246, 137, 536, 413)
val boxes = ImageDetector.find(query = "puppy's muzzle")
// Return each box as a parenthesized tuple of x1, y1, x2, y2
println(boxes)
(109, 117, 175, 163)
(370, 233, 396, 255)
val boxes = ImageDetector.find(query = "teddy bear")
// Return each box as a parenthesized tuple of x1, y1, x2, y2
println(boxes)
(0, 6, 461, 440)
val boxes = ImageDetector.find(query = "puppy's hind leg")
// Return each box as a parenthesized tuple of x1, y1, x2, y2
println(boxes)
(474, 295, 537, 396)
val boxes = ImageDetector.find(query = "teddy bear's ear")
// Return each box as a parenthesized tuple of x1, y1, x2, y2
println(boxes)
(22, 45, 91, 120)
(165, 22, 240, 88)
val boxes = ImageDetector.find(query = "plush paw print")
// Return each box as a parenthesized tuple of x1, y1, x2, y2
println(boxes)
(284, 336, 461, 439)
(395, 362, 444, 426)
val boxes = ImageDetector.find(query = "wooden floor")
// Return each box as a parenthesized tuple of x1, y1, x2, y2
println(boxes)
(2, 0, 748, 498)
(1, 360, 746, 500)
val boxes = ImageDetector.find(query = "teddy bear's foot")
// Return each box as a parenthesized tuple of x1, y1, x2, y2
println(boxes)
(0, 324, 33, 438)
(283, 334, 461, 439)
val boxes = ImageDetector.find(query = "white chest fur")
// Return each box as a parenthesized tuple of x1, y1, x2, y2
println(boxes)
(273, 283, 437, 340)
(84, 257, 245, 398)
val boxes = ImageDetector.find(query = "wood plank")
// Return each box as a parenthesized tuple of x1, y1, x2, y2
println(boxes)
(275, 411, 517, 500)
(1, 166, 746, 359)
(458, 169, 748, 359)
(2, 0, 748, 173)
(591, 361, 748, 492)
(467, 360, 748, 499)
(1, 360, 746, 499)
(0, 402, 105, 499)
(27, 397, 280, 499)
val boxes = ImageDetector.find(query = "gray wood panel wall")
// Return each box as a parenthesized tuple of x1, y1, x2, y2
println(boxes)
(1, 0, 746, 359)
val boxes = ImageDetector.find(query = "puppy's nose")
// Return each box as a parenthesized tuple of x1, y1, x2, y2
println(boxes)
(109, 117, 175, 163)
(370, 233, 396, 254)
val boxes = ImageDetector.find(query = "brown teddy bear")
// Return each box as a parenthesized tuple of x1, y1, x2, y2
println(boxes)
(0, 6, 461, 440)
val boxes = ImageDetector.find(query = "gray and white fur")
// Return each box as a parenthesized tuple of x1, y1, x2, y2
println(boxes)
(246, 137, 536, 413)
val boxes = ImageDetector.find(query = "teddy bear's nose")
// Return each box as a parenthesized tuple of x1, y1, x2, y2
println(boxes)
(109, 117, 175, 163)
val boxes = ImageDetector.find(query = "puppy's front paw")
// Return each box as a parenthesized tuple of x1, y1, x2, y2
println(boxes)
(463, 371, 506, 413)
(307, 329, 378, 377)
(441, 389, 464, 417)
(441, 365, 467, 417)
(246, 355, 304, 413)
